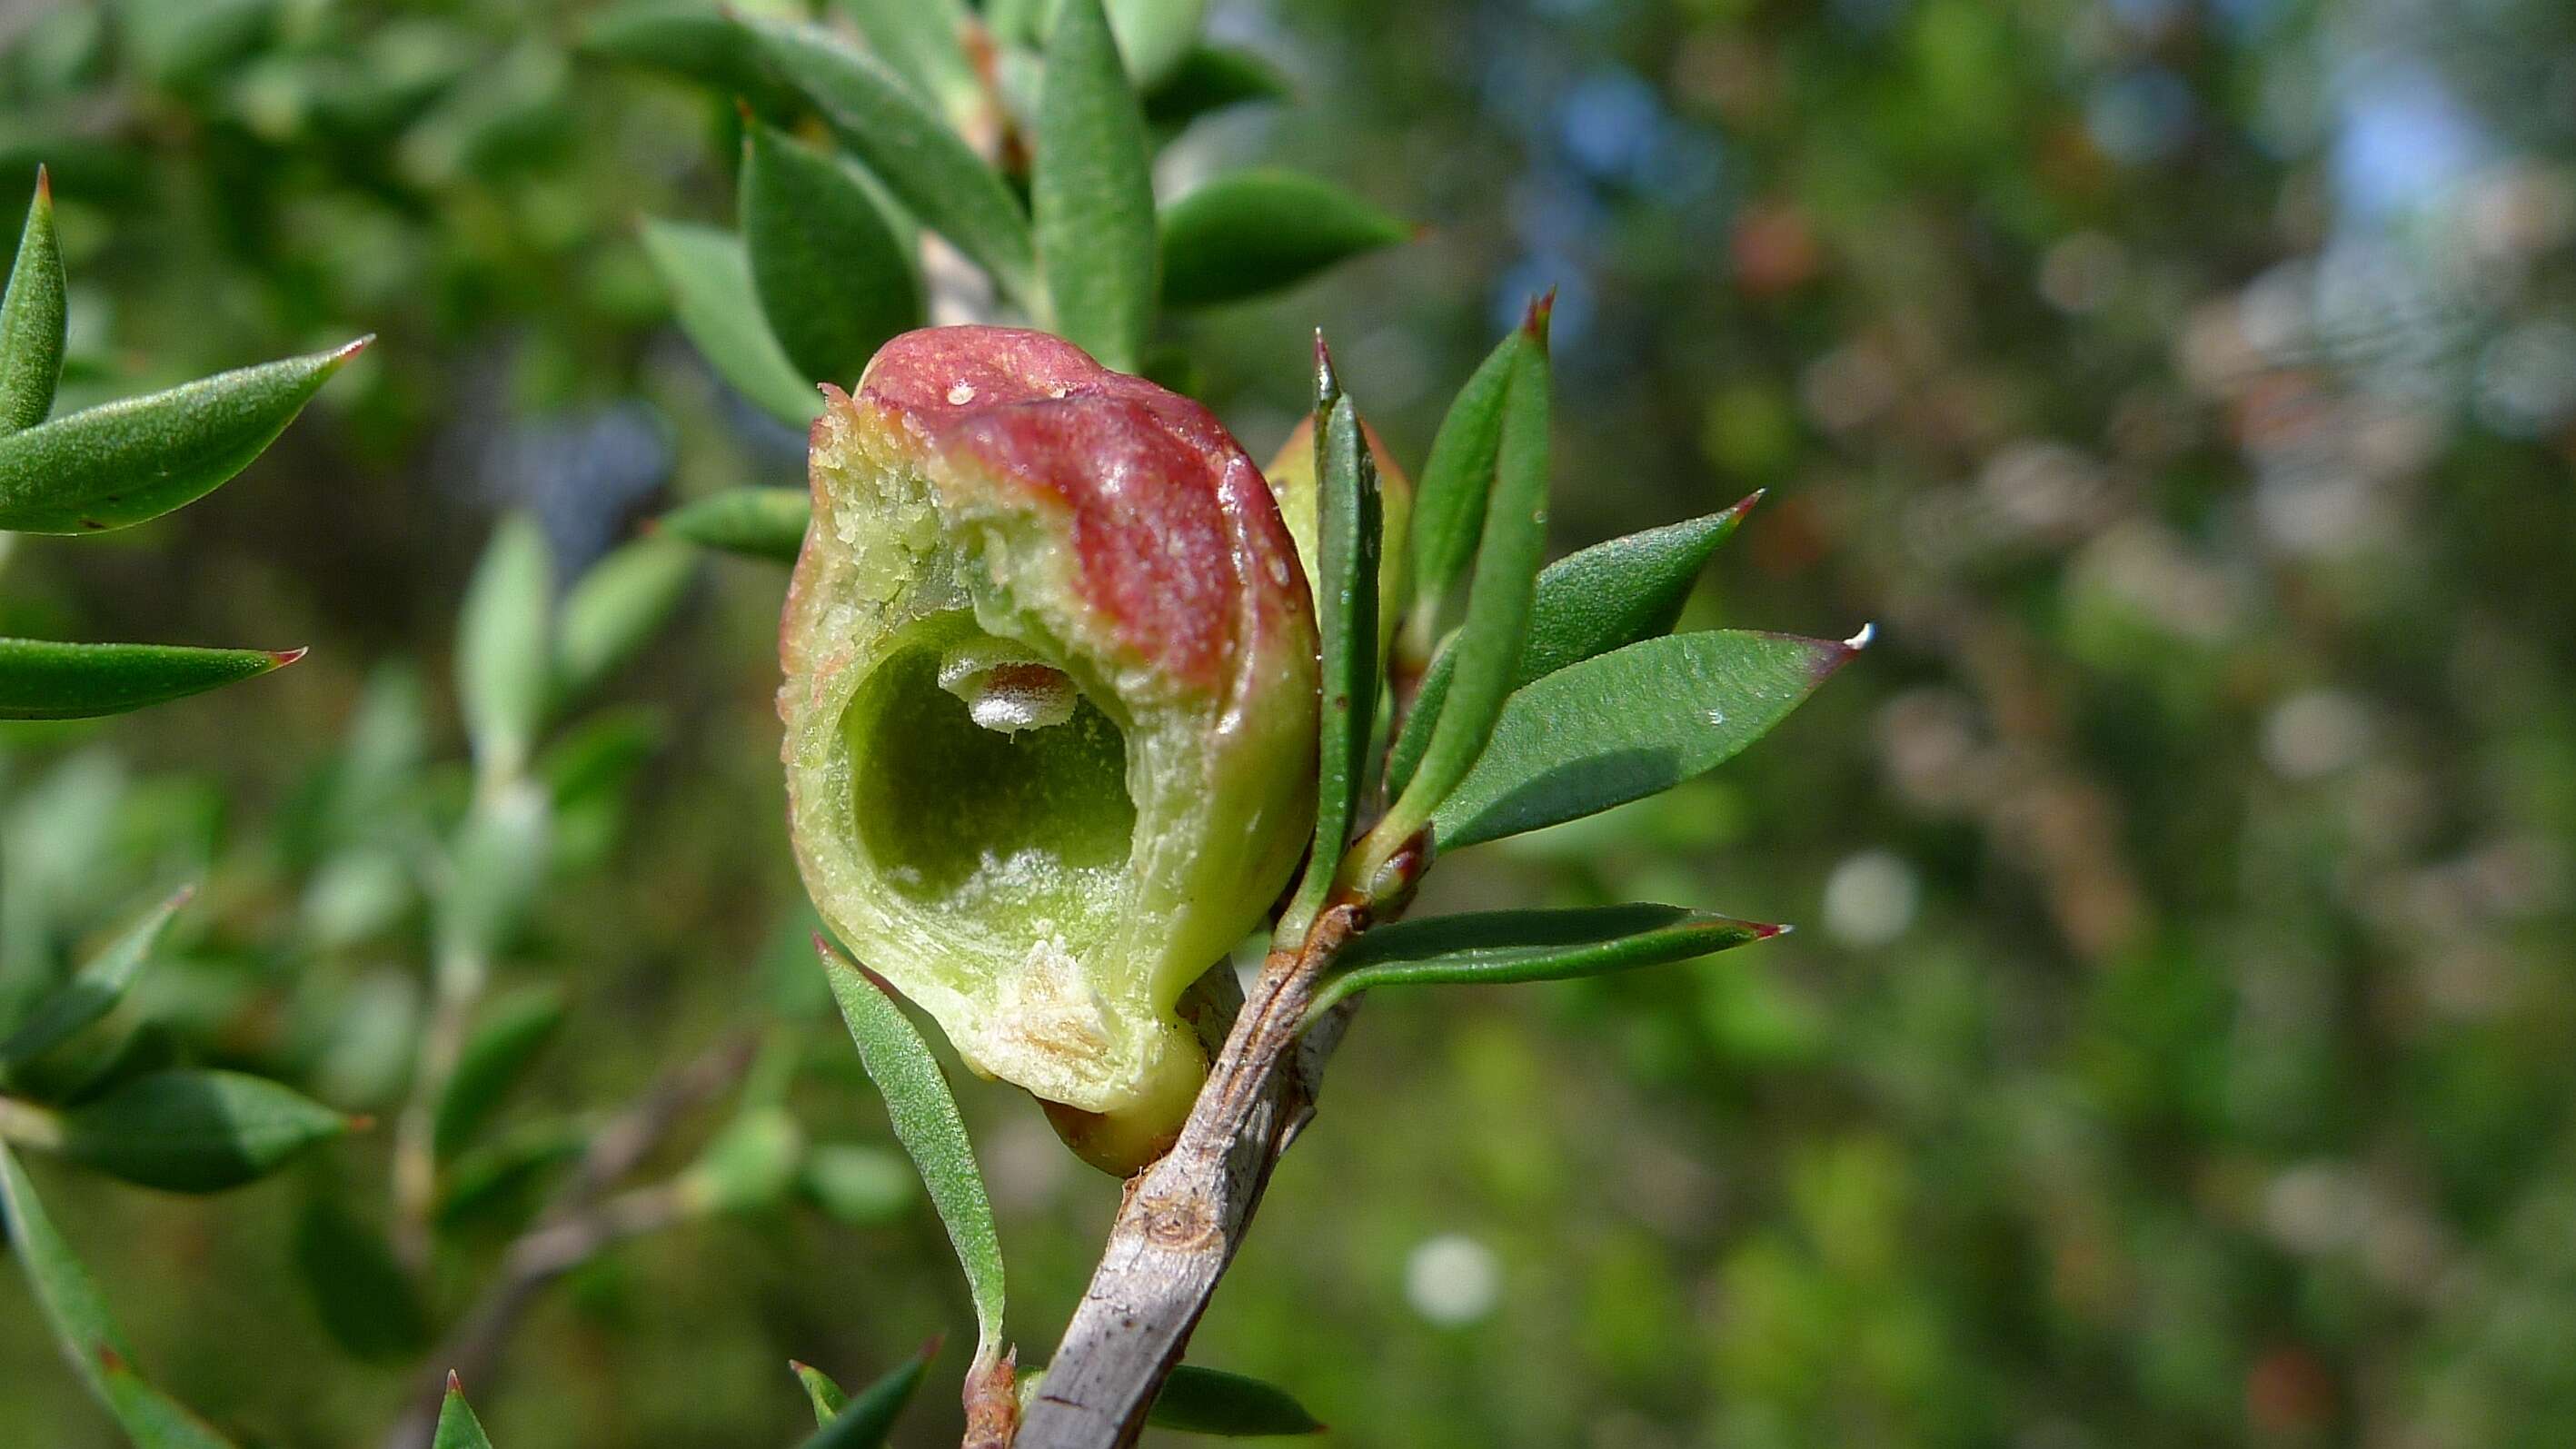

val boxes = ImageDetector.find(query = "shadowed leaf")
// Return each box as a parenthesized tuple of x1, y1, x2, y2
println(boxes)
(1143, 45, 1289, 133)
(1279, 362, 1378, 944)
(840, 0, 980, 122)
(1308, 903, 1780, 1022)
(293, 1196, 429, 1363)
(0, 340, 364, 534)
(433, 986, 567, 1158)
(819, 939, 1005, 1364)
(795, 1339, 937, 1447)
(0, 638, 298, 720)
(1150, 1365, 1327, 1437)
(1159, 171, 1406, 310)
(657, 487, 810, 563)
(742, 119, 921, 387)
(1035, 0, 1159, 372)
(1401, 323, 1531, 660)
(1430, 628, 1864, 851)
(640, 219, 821, 428)
(54, 1068, 350, 1192)
(0, 885, 190, 1069)
(579, 1, 807, 118)
(751, 20, 1036, 303)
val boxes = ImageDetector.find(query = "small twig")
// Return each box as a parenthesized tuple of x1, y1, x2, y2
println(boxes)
(376, 1034, 757, 1449)
(1013, 902, 1375, 1449)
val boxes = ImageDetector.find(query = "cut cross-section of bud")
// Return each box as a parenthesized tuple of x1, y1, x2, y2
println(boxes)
(782, 327, 1319, 1172)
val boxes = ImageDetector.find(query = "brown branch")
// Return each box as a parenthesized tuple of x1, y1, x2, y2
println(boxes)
(376, 1033, 756, 1449)
(1013, 905, 1368, 1449)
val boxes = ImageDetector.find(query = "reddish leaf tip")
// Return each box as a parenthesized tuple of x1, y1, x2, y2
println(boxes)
(1844, 621, 1876, 651)
(346, 1113, 378, 1133)
(1521, 289, 1557, 349)
(920, 1332, 947, 1359)
(97, 1345, 129, 1373)
(1751, 920, 1791, 940)
(327, 334, 376, 365)
(34, 164, 51, 203)
(786, 1358, 811, 1375)
(638, 516, 661, 536)
(268, 646, 310, 668)
(1720, 489, 1766, 522)
(164, 881, 199, 908)
(446, 1369, 464, 1394)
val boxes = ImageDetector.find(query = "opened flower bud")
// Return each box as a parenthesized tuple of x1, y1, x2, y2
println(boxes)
(781, 327, 1319, 1172)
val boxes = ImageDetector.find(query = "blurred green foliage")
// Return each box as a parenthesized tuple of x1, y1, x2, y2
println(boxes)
(3, 0, 2574, 1446)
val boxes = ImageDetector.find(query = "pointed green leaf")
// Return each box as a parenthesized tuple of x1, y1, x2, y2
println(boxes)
(741, 119, 923, 388)
(795, 1340, 937, 1447)
(1104, 0, 1208, 87)
(639, 219, 823, 429)
(0, 340, 364, 534)
(839, 0, 981, 122)
(819, 939, 1005, 1364)
(436, 781, 552, 964)
(0, 885, 190, 1069)
(0, 638, 301, 720)
(2, 167, 65, 434)
(1159, 171, 1407, 310)
(540, 706, 667, 812)
(52, 1068, 350, 1192)
(433, 985, 566, 1158)
(435, 1120, 584, 1232)
(1142, 45, 1290, 133)
(1401, 323, 1530, 662)
(1366, 319, 1551, 878)
(433, 1375, 496, 1449)
(1308, 903, 1780, 1022)
(792, 1360, 849, 1425)
(554, 536, 696, 707)
(1430, 628, 1863, 851)
(1034, 0, 1159, 372)
(578, 1, 808, 118)
(657, 486, 810, 563)
(1387, 497, 1756, 797)
(1278, 361, 1378, 945)
(97, 1357, 241, 1449)
(456, 514, 552, 785)
(1149, 1365, 1326, 1437)
(751, 21, 1037, 304)
(292, 1196, 430, 1363)
(0, 1137, 138, 1404)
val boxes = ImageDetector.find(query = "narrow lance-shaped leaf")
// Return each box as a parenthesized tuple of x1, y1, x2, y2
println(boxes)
(1400, 322, 1529, 668)
(792, 1360, 849, 1426)
(1305, 903, 1782, 1025)
(433, 986, 567, 1158)
(0, 638, 303, 721)
(640, 219, 822, 429)
(1150, 1365, 1328, 1437)
(1104, 0, 1209, 88)
(751, 21, 1038, 305)
(656, 486, 810, 563)
(1034, 0, 1159, 372)
(840, 0, 982, 123)
(553, 535, 697, 707)
(0, 884, 191, 1069)
(1278, 344, 1378, 946)
(1142, 44, 1290, 133)
(292, 1196, 430, 1363)
(1358, 308, 1552, 888)
(433, 1375, 496, 1449)
(0, 339, 366, 534)
(795, 1339, 938, 1448)
(51, 1068, 352, 1192)
(1, 166, 65, 434)
(456, 514, 552, 787)
(742, 118, 922, 388)
(819, 940, 1005, 1365)
(1387, 495, 1758, 797)
(1430, 627, 1868, 851)
(577, 2, 808, 118)
(0, 1140, 245, 1442)
(1159, 170, 1407, 311)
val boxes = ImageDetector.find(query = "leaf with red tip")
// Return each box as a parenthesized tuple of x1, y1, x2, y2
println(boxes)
(0, 1140, 242, 1444)
(0, 885, 191, 1068)
(433, 1374, 496, 1449)
(0, 638, 300, 720)
(1428, 628, 1864, 852)
(53, 1068, 352, 1193)
(2, 165, 65, 434)
(1307, 903, 1782, 1022)
(791, 1359, 849, 1426)
(1401, 321, 1533, 662)
(1278, 359, 1379, 946)
(0, 339, 364, 534)
(1387, 498, 1759, 798)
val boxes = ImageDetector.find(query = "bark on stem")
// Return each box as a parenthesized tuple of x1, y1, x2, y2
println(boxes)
(1013, 903, 1368, 1449)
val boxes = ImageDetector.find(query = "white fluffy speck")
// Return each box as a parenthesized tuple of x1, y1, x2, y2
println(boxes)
(1406, 1235, 1501, 1326)
(948, 382, 977, 405)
